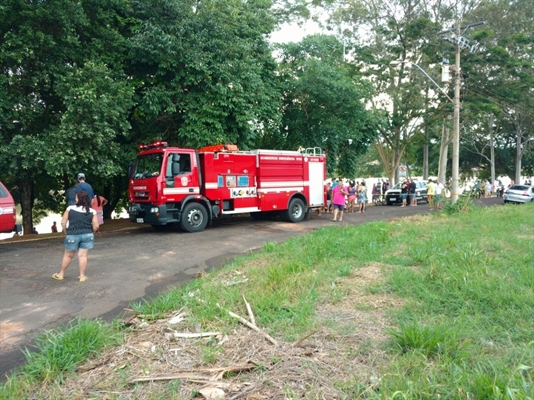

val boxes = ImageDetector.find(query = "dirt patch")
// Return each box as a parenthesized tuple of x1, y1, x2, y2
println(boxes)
(39, 264, 401, 399)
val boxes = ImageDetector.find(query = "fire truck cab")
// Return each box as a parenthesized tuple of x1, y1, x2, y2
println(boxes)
(128, 142, 326, 233)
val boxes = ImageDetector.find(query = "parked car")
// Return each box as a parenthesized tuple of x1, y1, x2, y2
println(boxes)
(503, 184, 534, 204)
(0, 181, 16, 233)
(385, 180, 428, 205)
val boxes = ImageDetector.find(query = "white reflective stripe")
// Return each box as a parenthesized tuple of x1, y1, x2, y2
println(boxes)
(258, 187, 303, 193)
(205, 182, 218, 189)
(163, 187, 200, 195)
(222, 207, 260, 214)
(260, 181, 306, 188)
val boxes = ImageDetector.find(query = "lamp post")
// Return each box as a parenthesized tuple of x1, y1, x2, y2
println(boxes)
(389, 60, 459, 203)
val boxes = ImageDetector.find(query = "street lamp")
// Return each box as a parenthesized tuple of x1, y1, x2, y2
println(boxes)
(389, 60, 460, 203)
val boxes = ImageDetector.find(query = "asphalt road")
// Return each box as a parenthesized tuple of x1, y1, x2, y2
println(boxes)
(0, 197, 502, 378)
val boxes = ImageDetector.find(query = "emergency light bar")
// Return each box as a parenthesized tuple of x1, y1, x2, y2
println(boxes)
(139, 141, 168, 150)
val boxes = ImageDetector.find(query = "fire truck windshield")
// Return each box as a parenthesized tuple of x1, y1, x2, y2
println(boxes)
(132, 153, 163, 179)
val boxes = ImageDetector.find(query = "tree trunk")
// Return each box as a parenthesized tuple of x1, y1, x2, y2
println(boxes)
(17, 179, 35, 235)
(438, 123, 451, 184)
(515, 132, 522, 183)
(489, 115, 495, 186)
(423, 125, 429, 180)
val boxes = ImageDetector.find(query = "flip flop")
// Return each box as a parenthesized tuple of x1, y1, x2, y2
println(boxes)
(79, 277, 88, 282)
(51, 274, 64, 281)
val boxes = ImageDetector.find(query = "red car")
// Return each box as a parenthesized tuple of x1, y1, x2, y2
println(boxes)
(0, 181, 16, 233)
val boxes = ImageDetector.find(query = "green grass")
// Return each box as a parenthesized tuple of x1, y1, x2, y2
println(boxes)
(1, 318, 122, 398)
(1, 202, 533, 399)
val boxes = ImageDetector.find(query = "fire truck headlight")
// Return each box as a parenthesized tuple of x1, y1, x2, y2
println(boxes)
(150, 207, 159, 213)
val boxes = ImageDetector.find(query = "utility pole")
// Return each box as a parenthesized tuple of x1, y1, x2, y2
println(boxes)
(438, 20, 485, 204)
(452, 23, 461, 204)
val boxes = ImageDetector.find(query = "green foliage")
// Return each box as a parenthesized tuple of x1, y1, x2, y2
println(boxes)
(388, 321, 463, 359)
(20, 318, 121, 382)
(0, 0, 135, 229)
(129, 0, 282, 149)
(271, 34, 379, 176)
(443, 192, 477, 214)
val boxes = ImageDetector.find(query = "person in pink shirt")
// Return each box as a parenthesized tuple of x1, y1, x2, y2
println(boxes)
(331, 180, 348, 222)
(92, 193, 108, 230)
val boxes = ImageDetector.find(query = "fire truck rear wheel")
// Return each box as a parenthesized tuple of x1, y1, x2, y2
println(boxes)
(180, 203, 208, 233)
(284, 198, 306, 223)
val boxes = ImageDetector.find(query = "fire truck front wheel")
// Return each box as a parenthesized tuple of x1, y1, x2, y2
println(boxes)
(180, 202, 208, 233)
(284, 198, 306, 223)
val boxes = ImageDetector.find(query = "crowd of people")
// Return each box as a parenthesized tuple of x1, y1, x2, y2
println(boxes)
(324, 176, 449, 217)
(325, 179, 370, 221)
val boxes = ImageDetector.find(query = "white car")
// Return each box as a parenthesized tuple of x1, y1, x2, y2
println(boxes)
(504, 184, 534, 204)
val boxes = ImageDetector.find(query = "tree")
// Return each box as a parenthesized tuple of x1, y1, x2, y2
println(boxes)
(449, 0, 534, 182)
(271, 34, 378, 177)
(0, 0, 136, 232)
(128, 0, 282, 149)
(326, 0, 488, 184)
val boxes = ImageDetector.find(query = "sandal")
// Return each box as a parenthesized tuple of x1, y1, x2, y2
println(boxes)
(79, 277, 88, 282)
(51, 274, 64, 281)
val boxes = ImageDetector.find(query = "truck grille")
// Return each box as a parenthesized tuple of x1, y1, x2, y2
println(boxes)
(134, 192, 149, 200)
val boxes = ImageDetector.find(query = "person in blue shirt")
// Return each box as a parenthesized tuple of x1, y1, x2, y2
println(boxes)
(75, 173, 94, 201)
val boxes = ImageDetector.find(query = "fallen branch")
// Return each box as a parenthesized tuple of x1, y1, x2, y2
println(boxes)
(228, 311, 278, 346)
(292, 330, 320, 347)
(162, 327, 221, 340)
(129, 364, 257, 384)
(173, 332, 222, 339)
(242, 295, 256, 326)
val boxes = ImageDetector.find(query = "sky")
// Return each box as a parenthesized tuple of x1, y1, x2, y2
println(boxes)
(269, 20, 323, 44)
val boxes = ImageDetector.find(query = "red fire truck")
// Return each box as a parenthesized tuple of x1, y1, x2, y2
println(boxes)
(128, 142, 326, 232)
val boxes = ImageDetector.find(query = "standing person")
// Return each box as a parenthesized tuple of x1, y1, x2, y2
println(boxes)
(347, 181, 357, 212)
(377, 180, 383, 202)
(75, 173, 94, 201)
(400, 179, 408, 207)
(331, 180, 348, 222)
(409, 179, 417, 206)
(65, 182, 78, 206)
(426, 179, 436, 210)
(325, 182, 333, 213)
(52, 191, 99, 282)
(51, 221, 58, 233)
(485, 180, 492, 198)
(434, 179, 445, 210)
(372, 183, 378, 204)
(357, 181, 367, 213)
(92, 192, 108, 230)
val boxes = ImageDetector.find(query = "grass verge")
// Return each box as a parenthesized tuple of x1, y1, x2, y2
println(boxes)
(1, 203, 533, 399)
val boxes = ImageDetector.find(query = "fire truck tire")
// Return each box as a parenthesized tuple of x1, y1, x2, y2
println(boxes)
(284, 198, 306, 223)
(180, 203, 208, 233)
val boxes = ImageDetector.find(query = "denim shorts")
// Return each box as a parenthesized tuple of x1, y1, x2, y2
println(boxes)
(64, 233, 94, 251)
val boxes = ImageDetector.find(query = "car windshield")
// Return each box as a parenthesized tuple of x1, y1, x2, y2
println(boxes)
(132, 153, 163, 179)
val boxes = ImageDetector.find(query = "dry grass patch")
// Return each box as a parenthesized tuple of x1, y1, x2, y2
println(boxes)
(33, 264, 401, 399)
